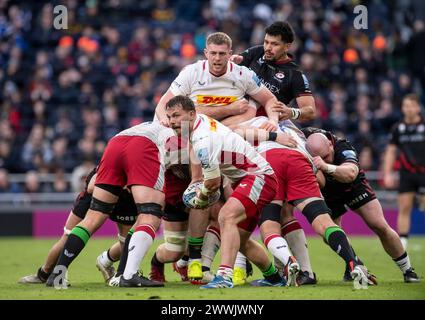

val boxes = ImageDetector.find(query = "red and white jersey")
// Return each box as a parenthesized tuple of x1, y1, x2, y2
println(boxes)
(242, 116, 313, 164)
(170, 60, 263, 108)
(191, 114, 274, 183)
(116, 121, 182, 168)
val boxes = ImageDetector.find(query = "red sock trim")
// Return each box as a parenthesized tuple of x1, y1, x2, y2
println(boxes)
(281, 219, 302, 236)
(218, 264, 232, 270)
(206, 226, 221, 240)
(264, 233, 282, 247)
(135, 224, 156, 240)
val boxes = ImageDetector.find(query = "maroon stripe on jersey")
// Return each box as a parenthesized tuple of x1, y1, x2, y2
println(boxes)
(202, 61, 206, 70)
(220, 151, 259, 172)
(400, 152, 417, 173)
(230, 62, 233, 72)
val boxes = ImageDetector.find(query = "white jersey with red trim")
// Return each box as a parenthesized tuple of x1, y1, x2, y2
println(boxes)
(242, 116, 313, 164)
(191, 114, 274, 183)
(170, 60, 263, 108)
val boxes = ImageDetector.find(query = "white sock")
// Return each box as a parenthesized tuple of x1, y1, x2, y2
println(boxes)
(202, 226, 221, 270)
(99, 250, 113, 268)
(264, 233, 292, 266)
(176, 257, 189, 268)
(217, 265, 233, 280)
(282, 220, 314, 277)
(123, 224, 155, 280)
(394, 252, 412, 273)
(234, 252, 246, 270)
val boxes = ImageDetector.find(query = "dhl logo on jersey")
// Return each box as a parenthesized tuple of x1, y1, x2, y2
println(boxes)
(197, 95, 238, 106)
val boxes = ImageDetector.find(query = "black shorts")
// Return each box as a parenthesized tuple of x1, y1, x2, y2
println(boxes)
(324, 177, 377, 220)
(399, 171, 425, 194)
(163, 203, 189, 222)
(72, 189, 138, 226)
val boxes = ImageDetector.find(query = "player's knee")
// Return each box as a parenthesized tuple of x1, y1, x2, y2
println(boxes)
(218, 210, 239, 226)
(163, 230, 187, 255)
(136, 203, 163, 218)
(259, 203, 282, 226)
(90, 197, 116, 214)
(302, 199, 332, 224)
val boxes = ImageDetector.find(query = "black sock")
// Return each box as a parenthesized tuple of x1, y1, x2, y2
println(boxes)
(37, 267, 50, 281)
(116, 229, 134, 276)
(55, 226, 91, 271)
(151, 252, 164, 272)
(188, 236, 203, 260)
(325, 227, 357, 268)
(399, 233, 409, 239)
(345, 245, 363, 271)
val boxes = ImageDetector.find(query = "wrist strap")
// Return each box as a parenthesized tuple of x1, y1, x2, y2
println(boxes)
(291, 108, 301, 120)
(326, 164, 337, 174)
(268, 131, 277, 141)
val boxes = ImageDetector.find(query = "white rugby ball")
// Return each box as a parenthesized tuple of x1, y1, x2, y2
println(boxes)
(182, 182, 221, 209)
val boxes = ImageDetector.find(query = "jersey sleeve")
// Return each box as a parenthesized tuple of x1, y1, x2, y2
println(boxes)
(239, 45, 261, 67)
(388, 124, 399, 146)
(241, 66, 264, 96)
(334, 141, 359, 167)
(291, 71, 313, 98)
(169, 64, 194, 96)
(192, 131, 222, 179)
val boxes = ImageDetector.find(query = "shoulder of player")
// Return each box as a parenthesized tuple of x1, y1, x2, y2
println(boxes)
(334, 139, 358, 160)
(243, 45, 264, 57)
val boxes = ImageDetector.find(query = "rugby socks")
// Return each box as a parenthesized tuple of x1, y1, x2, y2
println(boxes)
(116, 228, 134, 276)
(234, 252, 247, 271)
(176, 255, 189, 268)
(217, 265, 233, 281)
(262, 262, 282, 284)
(202, 226, 221, 272)
(37, 267, 50, 281)
(282, 219, 314, 278)
(264, 233, 291, 266)
(393, 252, 412, 273)
(399, 234, 409, 250)
(123, 224, 155, 280)
(98, 250, 115, 268)
(55, 226, 91, 269)
(324, 226, 357, 267)
(188, 236, 203, 261)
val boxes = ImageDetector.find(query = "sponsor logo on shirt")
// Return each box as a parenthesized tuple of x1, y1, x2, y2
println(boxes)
(196, 95, 237, 106)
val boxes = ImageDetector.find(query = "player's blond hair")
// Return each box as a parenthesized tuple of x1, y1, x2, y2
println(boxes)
(206, 32, 232, 49)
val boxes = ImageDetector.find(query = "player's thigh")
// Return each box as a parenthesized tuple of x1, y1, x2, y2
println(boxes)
(131, 185, 165, 206)
(280, 202, 295, 225)
(219, 197, 247, 225)
(354, 199, 391, 232)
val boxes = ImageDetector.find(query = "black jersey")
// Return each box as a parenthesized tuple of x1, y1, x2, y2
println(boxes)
(302, 127, 371, 200)
(389, 118, 425, 172)
(240, 45, 312, 105)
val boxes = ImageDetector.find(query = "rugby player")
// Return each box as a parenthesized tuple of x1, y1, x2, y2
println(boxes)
(154, 32, 282, 285)
(305, 127, 420, 283)
(18, 167, 135, 285)
(231, 21, 317, 284)
(46, 121, 177, 288)
(383, 94, 425, 250)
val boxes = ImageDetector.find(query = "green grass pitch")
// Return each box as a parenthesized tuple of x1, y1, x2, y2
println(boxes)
(1, 236, 424, 300)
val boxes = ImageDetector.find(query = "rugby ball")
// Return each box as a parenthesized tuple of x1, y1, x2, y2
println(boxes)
(182, 182, 221, 209)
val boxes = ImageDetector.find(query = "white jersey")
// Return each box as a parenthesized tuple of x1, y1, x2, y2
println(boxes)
(170, 60, 263, 108)
(116, 121, 181, 168)
(242, 116, 313, 164)
(191, 114, 274, 183)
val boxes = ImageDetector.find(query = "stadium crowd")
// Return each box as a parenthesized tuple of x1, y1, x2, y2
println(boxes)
(0, 0, 424, 193)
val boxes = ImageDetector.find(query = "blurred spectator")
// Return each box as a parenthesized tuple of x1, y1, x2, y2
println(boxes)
(0, 168, 21, 193)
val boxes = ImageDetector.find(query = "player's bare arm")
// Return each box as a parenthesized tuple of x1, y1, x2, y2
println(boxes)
(382, 143, 398, 188)
(313, 157, 359, 183)
(155, 88, 176, 126)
